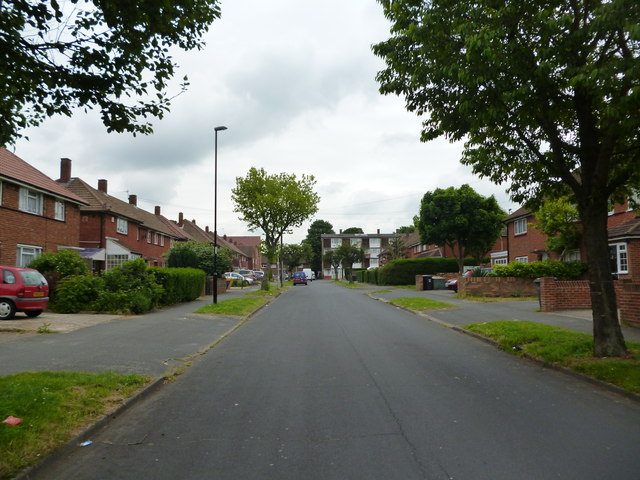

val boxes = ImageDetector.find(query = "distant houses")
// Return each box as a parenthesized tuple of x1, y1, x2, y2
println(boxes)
(0, 149, 262, 270)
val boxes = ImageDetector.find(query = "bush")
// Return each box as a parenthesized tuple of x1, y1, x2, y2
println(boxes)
(492, 260, 587, 279)
(377, 257, 476, 285)
(28, 250, 89, 301)
(152, 267, 206, 304)
(52, 275, 104, 313)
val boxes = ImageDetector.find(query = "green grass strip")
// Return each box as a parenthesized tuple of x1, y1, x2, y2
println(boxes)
(389, 297, 456, 311)
(333, 280, 366, 288)
(0, 371, 149, 478)
(195, 296, 267, 316)
(465, 321, 640, 394)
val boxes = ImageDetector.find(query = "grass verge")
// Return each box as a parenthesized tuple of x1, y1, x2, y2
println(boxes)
(194, 297, 267, 316)
(333, 280, 366, 289)
(456, 294, 538, 302)
(465, 321, 640, 394)
(0, 371, 150, 478)
(389, 297, 456, 311)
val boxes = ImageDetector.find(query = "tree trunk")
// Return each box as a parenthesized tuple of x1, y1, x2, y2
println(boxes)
(580, 205, 627, 357)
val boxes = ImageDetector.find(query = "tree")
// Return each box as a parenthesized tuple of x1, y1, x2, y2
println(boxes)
(373, 0, 640, 356)
(1, 0, 221, 145)
(533, 198, 583, 259)
(416, 185, 505, 274)
(166, 240, 231, 275)
(334, 243, 365, 283)
(281, 243, 313, 277)
(342, 227, 364, 234)
(396, 225, 416, 234)
(232, 167, 320, 289)
(324, 250, 342, 281)
(303, 219, 335, 276)
(380, 235, 407, 262)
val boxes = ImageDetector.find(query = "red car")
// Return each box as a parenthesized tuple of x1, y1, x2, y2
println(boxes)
(0, 266, 49, 320)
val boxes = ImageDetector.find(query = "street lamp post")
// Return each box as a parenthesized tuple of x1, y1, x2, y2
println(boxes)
(213, 125, 227, 304)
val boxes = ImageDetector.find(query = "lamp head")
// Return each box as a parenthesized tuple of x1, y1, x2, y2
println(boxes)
(214, 126, 228, 132)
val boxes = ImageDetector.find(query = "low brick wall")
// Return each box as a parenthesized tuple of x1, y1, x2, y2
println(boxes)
(458, 277, 537, 297)
(538, 277, 640, 328)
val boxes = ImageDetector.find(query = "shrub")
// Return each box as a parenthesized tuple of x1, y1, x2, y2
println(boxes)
(377, 257, 476, 285)
(52, 275, 104, 313)
(28, 250, 89, 301)
(492, 260, 587, 279)
(152, 267, 206, 305)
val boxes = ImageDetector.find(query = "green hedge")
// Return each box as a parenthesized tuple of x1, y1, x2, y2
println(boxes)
(51, 261, 206, 315)
(357, 257, 475, 286)
(152, 267, 206, 304)
(492, 260, 587, 279)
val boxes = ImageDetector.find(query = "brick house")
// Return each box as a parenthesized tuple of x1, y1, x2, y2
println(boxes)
(500, 200, 639, 278)
(223, 236, 263, 271)
(0, 148, 87, 266)
(57, 159, 189, 270)
(321, 231, 395, 279)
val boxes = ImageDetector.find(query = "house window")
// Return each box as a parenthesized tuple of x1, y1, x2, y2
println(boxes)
(493, 258, 508, 266)
(54, 200, 65, 220)
(160, 235, 165, 247)
(369, 258, 379, 269)
(154, 233, 159, 245)
(116, 217, 128, 234)
(609, 243, 628, 274)
(106, 254, 129, 271)
(17, 244, 42, 267)
(19, 188, 43, 215)
(369, 238, 381, 248)
(146, 231, 151, 243)
(514, 218, 527, 235)
(515, 256, 529, 263)
(170, 239, 174, 248)
(564, 249, 581, 262)
(331, 238, 341, 249)
(350, 238, 362, 247)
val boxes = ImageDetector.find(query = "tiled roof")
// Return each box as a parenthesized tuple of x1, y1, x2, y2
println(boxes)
(504, 207, 531, 222)
(176, 219, 247, 257)
(608, 216, 640, 240)
(226, 235, 262, 247)
(0, 148, 86, 204)
(64, 177, 186, 239)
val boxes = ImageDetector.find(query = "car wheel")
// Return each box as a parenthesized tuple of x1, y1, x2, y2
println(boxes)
(0, 300, 16, 320)
(25, 310, 43, 318)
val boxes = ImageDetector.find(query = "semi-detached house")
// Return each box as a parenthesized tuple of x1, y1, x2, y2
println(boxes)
(56, 158, 188, 271)
(0, 148, 87, 266)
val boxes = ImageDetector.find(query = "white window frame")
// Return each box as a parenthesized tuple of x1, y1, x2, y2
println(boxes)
(116, 217, 128, 235)
(19, 187, 43, 215)
(564, 249, 581, 262)
(369, 258, 379, 268)
(106, 254, 129, 271)
(330, 238, 341, 249)
(369, 238, 381, 248)
(514, 218, 527, 235)
(609, 243, 628, 274)
(515, 256, 529, 263)
(160, 235, 165, 247)
(17, 244, 42, 267)
(493, 258, 508, 266)
(154, 232, 159, 245)
(54, 199, 65, 221)
(350, 238, 362, 247)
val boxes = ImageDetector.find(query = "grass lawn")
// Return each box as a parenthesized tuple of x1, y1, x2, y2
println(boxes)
(0, 371, 150, 478)
(457, 294, 538, 302)
(333, 280, 367, 289)
(389, 297, 456, 311)
(465, 321, 640, 394)
(195, 297, 267, 316)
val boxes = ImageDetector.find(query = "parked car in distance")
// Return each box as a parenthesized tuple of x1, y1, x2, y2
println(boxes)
(253, 270, 265, 279)
(292, 271, 308, 286)
(224, 272, 254, 285)
(0, 266, 49, 320)
(445, 269, 477, 293)
(302, 268, 315, 281)
(235, 269, 256, 279)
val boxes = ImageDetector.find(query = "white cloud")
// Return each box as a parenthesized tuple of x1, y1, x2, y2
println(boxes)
(12, 0, 516, 245)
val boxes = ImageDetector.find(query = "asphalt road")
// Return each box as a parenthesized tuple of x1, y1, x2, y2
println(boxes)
(27, 281, 640, 479)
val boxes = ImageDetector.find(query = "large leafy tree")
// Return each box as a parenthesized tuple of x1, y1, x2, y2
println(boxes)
(373, 0, 640, 356)
(416, 185, 505, 274)
(232, 167, 320, 288)
(1, 0, 221, 144)
(324, 249, 342, 280)
(533, 198, 583, 259)
(280, 243, 313, 277)
(380, 235, 407, 262)
(303, 219, 334, 276)
(342, 227, 364, 234)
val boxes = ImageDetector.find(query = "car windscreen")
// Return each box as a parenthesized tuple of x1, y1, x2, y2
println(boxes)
(19, 270, 47, 286)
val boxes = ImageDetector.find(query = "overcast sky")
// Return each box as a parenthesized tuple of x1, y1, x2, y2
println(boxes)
(12, 0, 517, 244)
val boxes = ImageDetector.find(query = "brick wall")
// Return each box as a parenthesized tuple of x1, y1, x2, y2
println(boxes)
(539, 277, 640, 328)
(459, 277, 537, 297)
(0, 183, 82, 265)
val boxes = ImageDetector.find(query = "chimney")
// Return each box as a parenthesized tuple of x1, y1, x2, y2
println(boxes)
(154, 206, 161, 215)
(128, 194, 137, 206)
(377, 229, 380, 234)
(205, 226, 209, 233)
(59, 158, 71, 183)
(223, 234, 227, 240)
(192, 219, 196, 225)
(339, 229, 342, 234)
(98, 179, 107, 193)
(178, 212, 184, 227)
